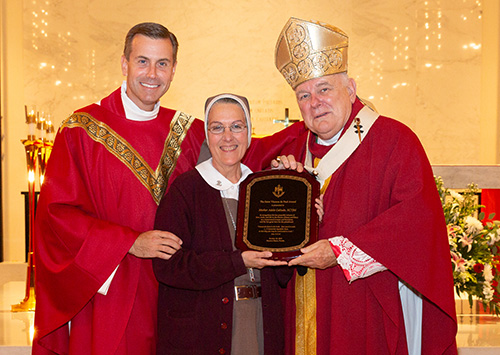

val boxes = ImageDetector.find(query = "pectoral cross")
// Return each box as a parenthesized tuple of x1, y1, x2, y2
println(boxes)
(273, 108, 300, 128)
(354, 117, 363, 143)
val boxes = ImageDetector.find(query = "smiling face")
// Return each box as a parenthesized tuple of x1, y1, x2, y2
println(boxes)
(295, 73, 357, 140)
(207, 102, 248, 181)
(121, 34, 177, 111)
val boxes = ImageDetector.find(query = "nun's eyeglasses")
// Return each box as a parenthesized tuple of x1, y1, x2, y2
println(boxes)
(208, 123, 247, 134)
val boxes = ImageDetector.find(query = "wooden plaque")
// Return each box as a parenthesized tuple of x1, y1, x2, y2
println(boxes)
(236, 170, 319, 260)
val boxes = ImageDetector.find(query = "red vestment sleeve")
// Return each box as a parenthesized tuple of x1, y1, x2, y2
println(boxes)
(34, 125, 143, 351)
(342, 122, 456, 322)
(36, 129, 139, 322)
(243, 121, 308, 172)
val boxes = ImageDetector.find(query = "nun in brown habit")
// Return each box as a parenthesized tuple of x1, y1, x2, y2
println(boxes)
(153, 93, 288, 355)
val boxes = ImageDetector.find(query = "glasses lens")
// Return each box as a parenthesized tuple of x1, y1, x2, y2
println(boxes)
(230, 124, 246, 133)
(209, 124, 246, 134)
(209, 125, 224, 134)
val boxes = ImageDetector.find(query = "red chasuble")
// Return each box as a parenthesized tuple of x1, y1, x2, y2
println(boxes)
(278, 99, 457, 354)
(33, 88, 205, 355)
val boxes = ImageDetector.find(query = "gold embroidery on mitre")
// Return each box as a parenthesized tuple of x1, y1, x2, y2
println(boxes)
(60, 111, 195, 205)
(275, 17, 348, 89)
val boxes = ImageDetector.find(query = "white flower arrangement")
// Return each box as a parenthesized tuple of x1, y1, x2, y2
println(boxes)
(435, 176, 500, 315)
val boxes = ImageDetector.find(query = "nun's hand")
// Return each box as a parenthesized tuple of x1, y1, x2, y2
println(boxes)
(242, 251, 288, 269)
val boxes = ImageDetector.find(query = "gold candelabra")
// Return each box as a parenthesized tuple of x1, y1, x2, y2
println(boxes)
(12, 106, 54, 312)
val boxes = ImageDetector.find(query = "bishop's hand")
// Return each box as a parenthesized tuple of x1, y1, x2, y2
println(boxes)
(288, 240, 337, 269)
(271, 154, 304, 172)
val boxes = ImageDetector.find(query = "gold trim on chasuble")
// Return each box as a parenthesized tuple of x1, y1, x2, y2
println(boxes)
(61, 111, 195, 205)
(295, 268, 317, 355)
(295, 157, 333, 355)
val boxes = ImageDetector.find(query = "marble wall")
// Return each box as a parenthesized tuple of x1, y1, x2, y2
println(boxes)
(351, 0, 482, 164)
(0, 0, 488, 261)
(22, 0, 482, 162)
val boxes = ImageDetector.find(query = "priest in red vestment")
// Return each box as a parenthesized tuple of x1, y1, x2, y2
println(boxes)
(33, 23, 206, 354)
(273, 17, 458, 354)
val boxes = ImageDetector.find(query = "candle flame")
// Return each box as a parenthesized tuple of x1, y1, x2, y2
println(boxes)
(28, 170, 35, 183)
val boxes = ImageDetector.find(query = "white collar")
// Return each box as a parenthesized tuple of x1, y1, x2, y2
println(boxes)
(316, 128, 342, 146)
(195, 158, 252, 200)
(120, 81, 160, 121)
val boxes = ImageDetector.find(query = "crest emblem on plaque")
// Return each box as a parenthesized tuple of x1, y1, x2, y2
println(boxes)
(273, 184, 285, 198)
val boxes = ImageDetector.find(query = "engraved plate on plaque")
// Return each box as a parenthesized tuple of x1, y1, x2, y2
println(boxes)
(236, 170, 319, 260)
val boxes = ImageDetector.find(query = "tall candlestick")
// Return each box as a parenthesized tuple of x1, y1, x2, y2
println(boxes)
(12, 138, 38, 312)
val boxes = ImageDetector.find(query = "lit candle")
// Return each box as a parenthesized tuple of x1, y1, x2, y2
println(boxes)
(28, 169, 36, 183)
(46, 121, 55, 142)
(25, 106, 37, 140)
(37, 115, 46, 142)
